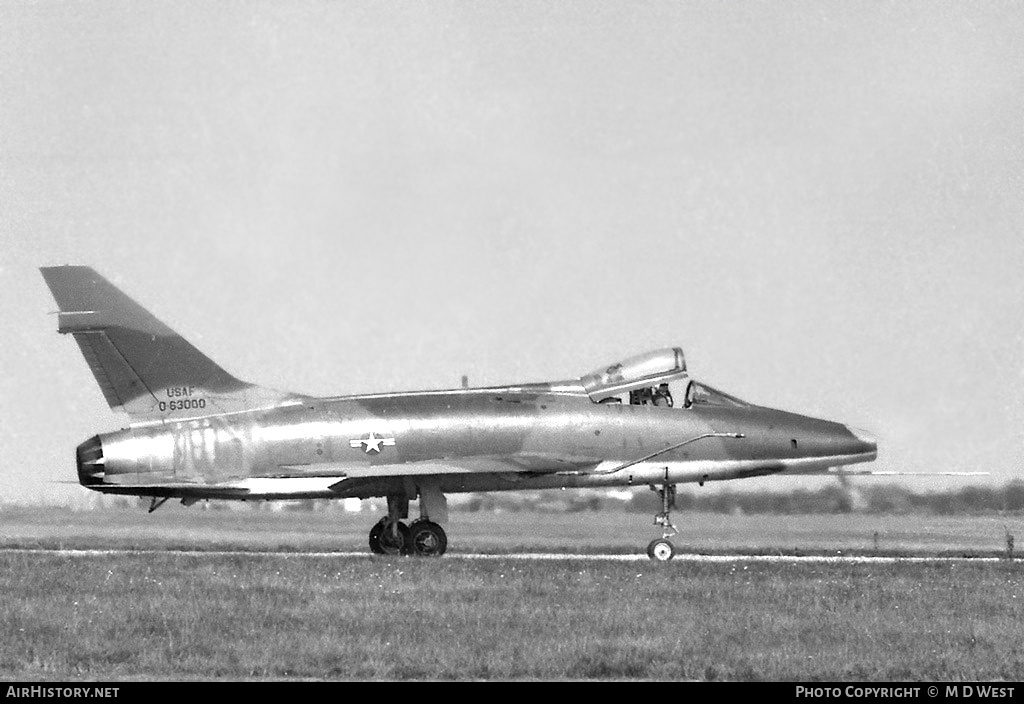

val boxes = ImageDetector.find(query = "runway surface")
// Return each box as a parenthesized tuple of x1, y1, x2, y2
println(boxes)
(0, 547, 1011, 563)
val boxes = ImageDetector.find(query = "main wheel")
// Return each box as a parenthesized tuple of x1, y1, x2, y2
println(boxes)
(373, 520, 411, 555)
(368, 519, 386, 554)
(410, 521, 448, 557)
(647, 538, 675, 562)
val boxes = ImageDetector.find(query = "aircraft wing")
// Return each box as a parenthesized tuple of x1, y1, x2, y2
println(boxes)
(81, 456, 591, 501)
(803, 468, 989, 477)
(87, 463, 520, 497)
(82, 477, 346, 499)
(280, 454, 592, 479)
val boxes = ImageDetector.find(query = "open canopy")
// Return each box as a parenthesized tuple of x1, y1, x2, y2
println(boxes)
(579, 347, 687, 401)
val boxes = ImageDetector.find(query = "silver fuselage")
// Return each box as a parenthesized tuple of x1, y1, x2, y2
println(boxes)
(79, 384, 877, 501)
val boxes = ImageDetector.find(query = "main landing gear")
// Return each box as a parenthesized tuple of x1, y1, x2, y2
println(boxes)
(646, 481, 678, 562)
(369, 518, 447, 557)
(368, 492, 449, 557)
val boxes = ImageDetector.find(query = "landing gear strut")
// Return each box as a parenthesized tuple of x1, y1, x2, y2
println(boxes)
(646, 480, 678, 562)
(368, 490, 448, 557)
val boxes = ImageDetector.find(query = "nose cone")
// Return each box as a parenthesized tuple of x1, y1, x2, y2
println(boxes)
(740, 407, 878, 466)
(845, 426, 878, 459)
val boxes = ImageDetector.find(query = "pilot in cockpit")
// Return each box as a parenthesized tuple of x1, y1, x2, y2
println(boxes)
(585, 348, 746, 411)
(652, 383, 674, 407)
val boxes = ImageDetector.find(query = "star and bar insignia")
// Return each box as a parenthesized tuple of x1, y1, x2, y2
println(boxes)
(349, 432, 396, 454)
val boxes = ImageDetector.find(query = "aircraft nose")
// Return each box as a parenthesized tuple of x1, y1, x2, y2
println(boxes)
(845, 426, 877, 457)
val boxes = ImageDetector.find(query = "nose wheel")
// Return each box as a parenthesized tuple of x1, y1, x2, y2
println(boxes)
(646, 481, 678, 562)
(647, 538, 675, 561)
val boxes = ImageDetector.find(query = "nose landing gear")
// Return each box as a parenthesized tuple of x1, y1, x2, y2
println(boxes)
(646, 480, 678, 562)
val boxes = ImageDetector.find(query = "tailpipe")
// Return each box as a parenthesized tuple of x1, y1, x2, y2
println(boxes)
(76, 435, 105, 486)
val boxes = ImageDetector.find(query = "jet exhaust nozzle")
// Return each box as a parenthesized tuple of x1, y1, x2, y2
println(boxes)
(76, 435, 105, 486)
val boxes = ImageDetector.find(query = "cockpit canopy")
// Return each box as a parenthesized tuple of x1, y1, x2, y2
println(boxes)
(579, 347, 687, 401)
(682, 381, 750, 409)
(580, 347, 750, 410)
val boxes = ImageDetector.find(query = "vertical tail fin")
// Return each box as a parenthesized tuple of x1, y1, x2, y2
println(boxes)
(41, 266, 288, 420)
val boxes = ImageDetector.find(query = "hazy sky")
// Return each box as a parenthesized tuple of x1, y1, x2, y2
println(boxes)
(1, 2, 1022, 505)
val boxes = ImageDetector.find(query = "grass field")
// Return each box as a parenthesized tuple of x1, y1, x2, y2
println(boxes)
(3, 504, 1024, 556)
(1, 505, 1023, 680)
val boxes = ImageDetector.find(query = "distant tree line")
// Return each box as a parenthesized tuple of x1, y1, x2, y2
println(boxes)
(77, 480, 1024, 516)
(626, 481, 1024, 515)
(446, 481, 1024, 515)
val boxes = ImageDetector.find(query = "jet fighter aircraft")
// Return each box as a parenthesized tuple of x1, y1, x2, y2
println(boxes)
(42, 266, 878, 560)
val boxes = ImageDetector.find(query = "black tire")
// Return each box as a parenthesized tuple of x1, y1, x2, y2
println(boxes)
(375, 520, 411, 556)
(368, 519, 386, 555)
(410, 521, 448, 557)
(646, 538, 675, 562)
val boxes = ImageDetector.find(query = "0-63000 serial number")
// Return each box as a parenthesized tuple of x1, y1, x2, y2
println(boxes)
(159, 398, 206, 412)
